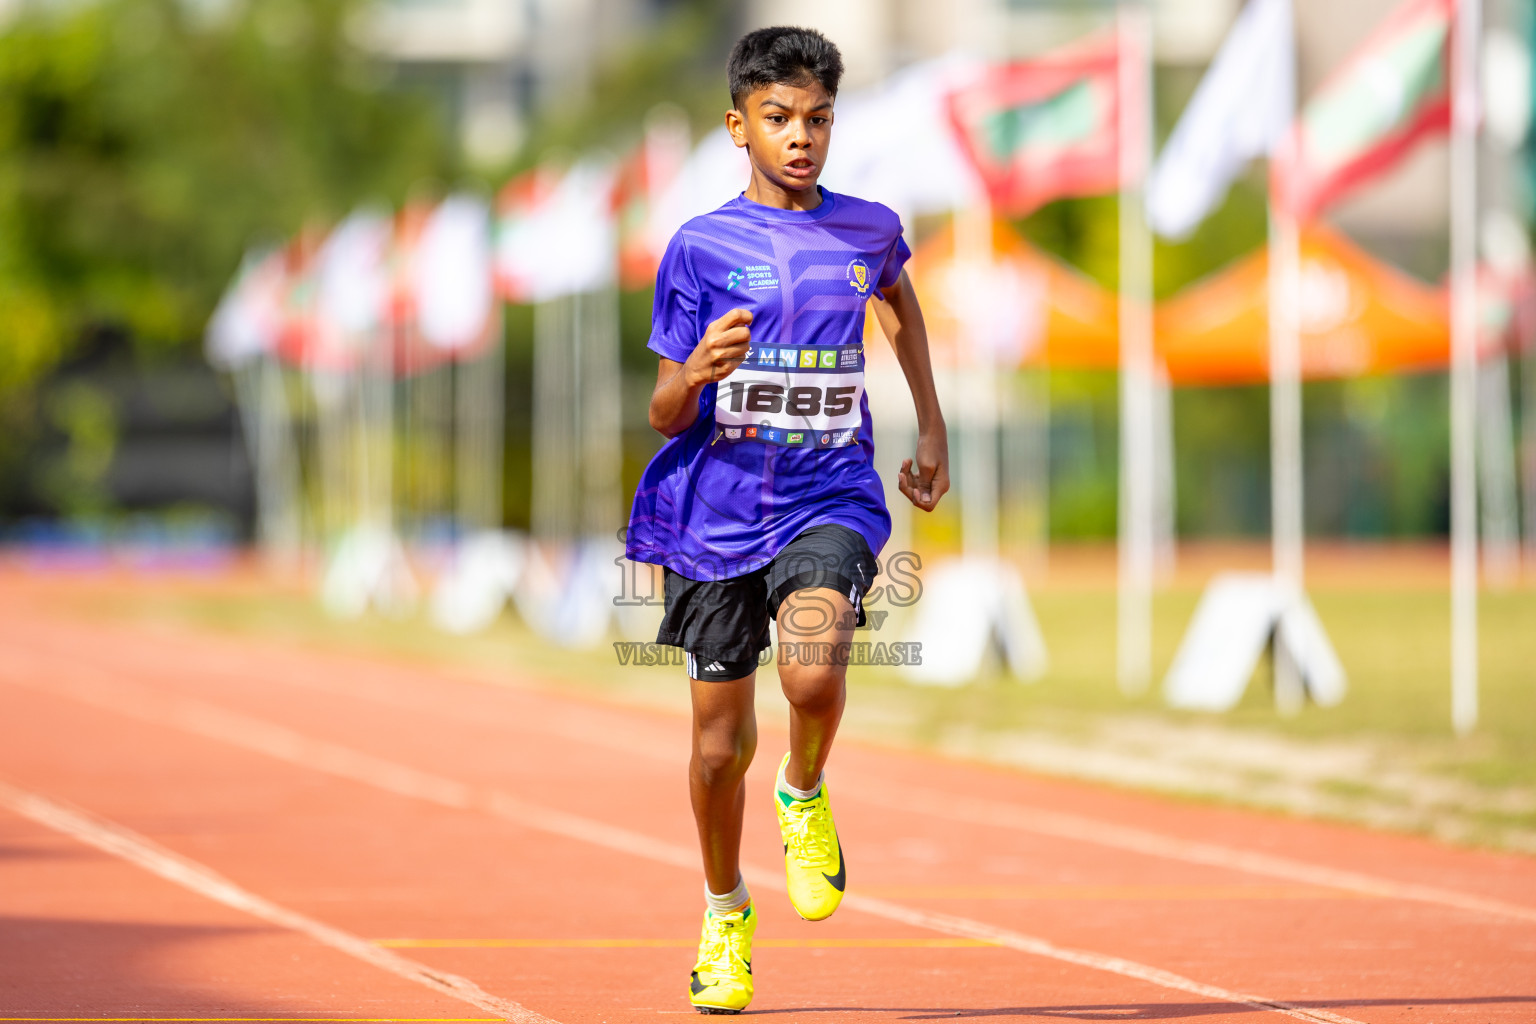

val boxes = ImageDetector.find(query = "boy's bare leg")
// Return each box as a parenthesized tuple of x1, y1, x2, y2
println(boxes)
(775, 589, 857, 791)
(689, 670, 758, 895)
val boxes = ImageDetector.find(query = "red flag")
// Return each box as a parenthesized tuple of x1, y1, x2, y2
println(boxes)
(389, 200, 453, 377)
(615, 114, 689, 289)
(946, 34, 1124, 215)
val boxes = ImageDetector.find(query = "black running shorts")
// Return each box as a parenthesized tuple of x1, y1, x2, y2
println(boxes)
(658, 524, 878, 680)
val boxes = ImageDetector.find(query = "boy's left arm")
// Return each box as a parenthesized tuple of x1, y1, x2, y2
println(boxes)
(871, 270, 949, 512)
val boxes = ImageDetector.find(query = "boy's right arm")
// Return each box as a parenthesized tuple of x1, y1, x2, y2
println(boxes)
(648, 308, 754, 437)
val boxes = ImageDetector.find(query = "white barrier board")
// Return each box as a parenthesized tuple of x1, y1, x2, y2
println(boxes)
(900, 557, 1048, 687)
(1163, 571, 1346, 712)
(430, 530, 526, 635)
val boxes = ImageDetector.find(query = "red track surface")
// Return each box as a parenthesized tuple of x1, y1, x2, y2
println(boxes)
(1, 581, 1533, 1021)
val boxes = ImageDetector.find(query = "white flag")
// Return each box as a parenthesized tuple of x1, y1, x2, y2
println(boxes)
(315, 209, 391, 359)
(415, 194, 495, 351)
(497, 161, 616, 302)
(206, 247, 286, 370)
(533, 161, 617, 301)
(1147, 0, 1295, 240)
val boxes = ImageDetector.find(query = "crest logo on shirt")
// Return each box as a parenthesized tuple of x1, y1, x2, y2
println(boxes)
(847, 258, 872, 296)
(726, 268, 747, 291)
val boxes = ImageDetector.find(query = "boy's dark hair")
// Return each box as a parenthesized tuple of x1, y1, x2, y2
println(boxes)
(728, 27, 844, 111)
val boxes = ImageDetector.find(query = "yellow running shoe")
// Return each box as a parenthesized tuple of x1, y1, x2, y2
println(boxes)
(688, 902, 755, 1014)
(774, 752, 846, 921)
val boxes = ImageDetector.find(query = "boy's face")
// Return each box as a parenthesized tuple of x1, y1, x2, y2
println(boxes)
(725, 80, 833, 195)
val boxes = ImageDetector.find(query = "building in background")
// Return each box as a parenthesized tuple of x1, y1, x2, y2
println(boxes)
(743, 0, 1242, 73)
(357, 0, 672, 167)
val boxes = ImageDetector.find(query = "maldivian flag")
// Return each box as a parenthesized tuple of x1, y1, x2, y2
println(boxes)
(274, 230, 321, 368)
(1276, 0, 1453, 220)
(946, 34, 1123, 216)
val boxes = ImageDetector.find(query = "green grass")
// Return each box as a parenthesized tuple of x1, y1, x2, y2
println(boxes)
(816, 584, 1535, 749)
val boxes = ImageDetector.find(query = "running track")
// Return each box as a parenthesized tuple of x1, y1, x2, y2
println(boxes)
(1, 583, 1533, 1021)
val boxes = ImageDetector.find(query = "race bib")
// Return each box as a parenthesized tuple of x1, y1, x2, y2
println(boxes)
(714, 342, 864, 449)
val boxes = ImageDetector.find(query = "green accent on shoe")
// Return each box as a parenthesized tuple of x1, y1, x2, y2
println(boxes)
(775, 784, 823, 809)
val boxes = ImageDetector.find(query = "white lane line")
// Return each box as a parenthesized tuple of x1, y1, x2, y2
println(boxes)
(6, 669, 1364, 1024)
(0, 780, 556, 1024)
(837, 893, 1366, 1024)
(35, 628, 1533, 929)
(842, 781, 1536, 926)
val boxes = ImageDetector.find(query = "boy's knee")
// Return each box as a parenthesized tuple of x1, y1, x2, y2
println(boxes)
(778, 661, 846, 712)
(694, 723, 757, 783)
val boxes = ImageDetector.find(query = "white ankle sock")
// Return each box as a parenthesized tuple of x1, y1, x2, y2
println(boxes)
(705, 876, 750, 915)
(776, 759, 823, 801)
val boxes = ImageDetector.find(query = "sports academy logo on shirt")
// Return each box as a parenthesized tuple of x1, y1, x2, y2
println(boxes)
(728, 265, 780, 292)
(846, 258, 872, 297)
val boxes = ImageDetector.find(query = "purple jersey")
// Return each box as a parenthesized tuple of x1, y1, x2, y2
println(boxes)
(625, 188, 911, 582)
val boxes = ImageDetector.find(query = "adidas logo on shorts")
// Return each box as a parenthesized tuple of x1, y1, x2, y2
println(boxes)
(687, 654, 733, 678)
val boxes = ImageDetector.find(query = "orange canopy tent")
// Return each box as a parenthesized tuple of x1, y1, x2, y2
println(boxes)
(870, 219, 1463, 386)
(864, 218, 1119, 372)
(1155, 222, 1449, 385)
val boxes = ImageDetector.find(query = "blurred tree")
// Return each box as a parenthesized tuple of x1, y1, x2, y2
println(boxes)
(511, 0, 736, 170)
(0, 0, 456, 372)
(0, 0, 456, 515)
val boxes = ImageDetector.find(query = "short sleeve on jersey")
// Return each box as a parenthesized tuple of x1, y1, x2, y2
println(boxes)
(875, 227, 912, 300)
(648, 234, 701, 363)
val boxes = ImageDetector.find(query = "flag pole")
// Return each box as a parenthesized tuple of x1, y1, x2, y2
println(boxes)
(958, 193, 1000, 561)
(1267, 205, 1305, 714)
(1450, 0, 1482, 735)
(1268, 60, 1305, 713)
(1117, 0, 1156, 693)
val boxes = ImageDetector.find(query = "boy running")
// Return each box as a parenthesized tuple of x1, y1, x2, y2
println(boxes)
(625, 26, 949, 1014)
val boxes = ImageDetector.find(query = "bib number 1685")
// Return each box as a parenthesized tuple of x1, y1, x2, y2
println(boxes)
(722, 381, 857, 417)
